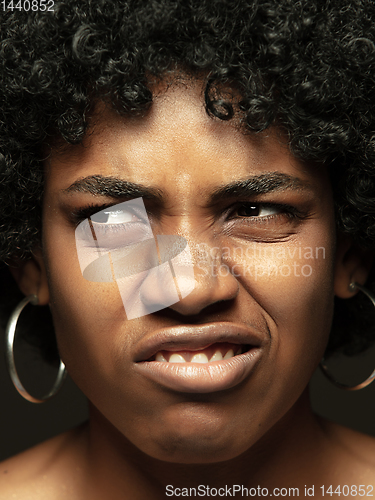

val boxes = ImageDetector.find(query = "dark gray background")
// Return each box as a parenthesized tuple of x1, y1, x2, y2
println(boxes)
(0, 331, 375, 462)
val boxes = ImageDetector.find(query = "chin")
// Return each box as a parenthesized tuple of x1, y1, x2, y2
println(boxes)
(134, 410, 250, 464)
(145, 434, 245, 464)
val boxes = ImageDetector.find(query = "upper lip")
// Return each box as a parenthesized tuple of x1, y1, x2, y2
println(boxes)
(134, 322, 267, 362)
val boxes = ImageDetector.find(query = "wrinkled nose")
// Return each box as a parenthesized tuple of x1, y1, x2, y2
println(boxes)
(167, 263, 240, 316)
(142, 240, 240, 317)
(110, 234, 240, 318)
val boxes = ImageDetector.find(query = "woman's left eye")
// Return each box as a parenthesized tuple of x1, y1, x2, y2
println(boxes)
(90, 209, 139, 224)
(234, 204, 282, 218)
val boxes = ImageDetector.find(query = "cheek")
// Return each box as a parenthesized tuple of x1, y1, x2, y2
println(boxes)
(236, 235, 335, 387)
(43, 224, 129, 388)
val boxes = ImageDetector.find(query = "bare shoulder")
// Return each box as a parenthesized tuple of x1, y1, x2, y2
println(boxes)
(319, 417, 375, 480)
(0, 423, 88, 500)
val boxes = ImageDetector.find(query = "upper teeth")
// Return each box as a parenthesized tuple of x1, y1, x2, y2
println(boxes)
(155, 347, 240, 363)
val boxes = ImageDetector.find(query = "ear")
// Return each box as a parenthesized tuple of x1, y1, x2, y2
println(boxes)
(334, 233, 374, 299)
(8, 248, 50, 305)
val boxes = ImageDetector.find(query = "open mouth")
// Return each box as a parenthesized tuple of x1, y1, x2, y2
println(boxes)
(149, 343, 250, 363)
(133, 323, 265, 393)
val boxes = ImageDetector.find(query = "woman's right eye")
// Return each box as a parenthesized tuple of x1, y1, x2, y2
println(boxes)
(75, 199, 155, 250)
(90, 209, 139, 225)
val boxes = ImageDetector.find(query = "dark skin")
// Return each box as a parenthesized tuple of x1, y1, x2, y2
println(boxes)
(1, 79, 375, 499)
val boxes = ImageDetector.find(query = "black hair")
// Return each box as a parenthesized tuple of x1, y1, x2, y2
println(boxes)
(1, 0, 375, 361)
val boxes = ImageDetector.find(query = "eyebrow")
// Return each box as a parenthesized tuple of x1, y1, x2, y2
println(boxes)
(209, 172, 313, 204)
(63, 175, 164, 202)
(63, 172, 312, 203)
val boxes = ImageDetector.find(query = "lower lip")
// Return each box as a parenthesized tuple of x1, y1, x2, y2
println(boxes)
(134, 349, 262, 393)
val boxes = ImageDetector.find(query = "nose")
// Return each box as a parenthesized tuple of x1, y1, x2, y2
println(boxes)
(166, 243, 240, 316)
(136, 239, 240, 317)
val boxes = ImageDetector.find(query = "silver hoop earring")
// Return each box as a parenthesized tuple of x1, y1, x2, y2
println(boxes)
(320, 282, 375, 391)
(5, 294, 66, 403)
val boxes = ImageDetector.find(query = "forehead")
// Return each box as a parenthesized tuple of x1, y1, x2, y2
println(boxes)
(44, 80, 327, 199)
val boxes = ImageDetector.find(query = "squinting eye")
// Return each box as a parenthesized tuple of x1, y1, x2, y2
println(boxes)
(91, 209, 138, 224)
(236, 204, 280, 217)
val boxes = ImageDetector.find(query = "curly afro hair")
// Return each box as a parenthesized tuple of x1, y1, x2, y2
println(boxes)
(1, 0, 375, 362)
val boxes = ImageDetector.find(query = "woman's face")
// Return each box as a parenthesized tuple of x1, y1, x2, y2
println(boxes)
(42, 80, 337, 463)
